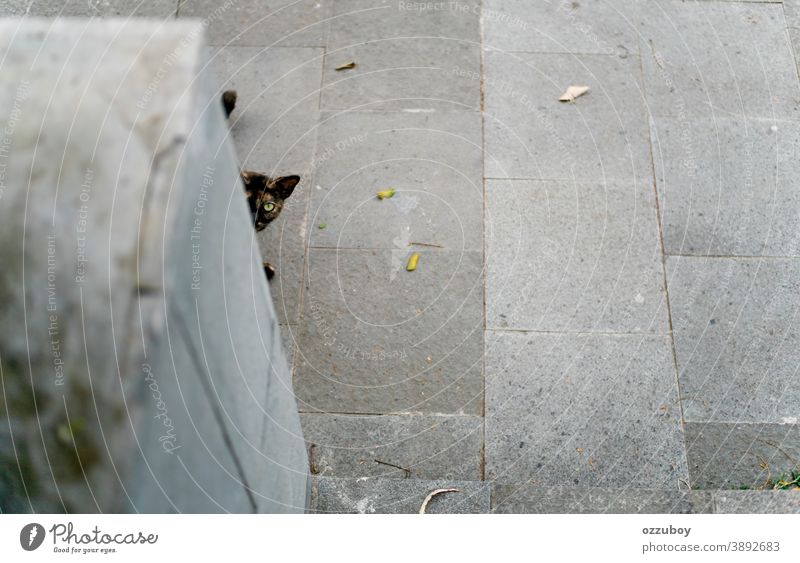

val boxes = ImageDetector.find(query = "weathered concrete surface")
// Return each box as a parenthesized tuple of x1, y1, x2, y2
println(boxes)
(483, 52, 652, 182)
(637, 0, 800, 120)
(492, 484, 712, 515)
(485, 332, 687, 488)
(314, 477, 800, 514)
(0, 19, 307, 513)
(311, 476, 489, 514)
(651, 118, 800, 257)
(301, 413, 482, 481)
(667, 257, 800, 424)
(684, 422, 799, 490)
(321, 0, 480, 111)
(307, 110, 484, 252)
(0, 0, 177, 17)
(295, 249, 484, 415)
(486, 179, 668, 333)
(714, 491, 800, 514)
(178, 0, 330, 48)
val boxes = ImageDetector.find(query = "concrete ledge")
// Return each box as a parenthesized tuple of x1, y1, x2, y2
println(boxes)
(0, 18, 307, 513)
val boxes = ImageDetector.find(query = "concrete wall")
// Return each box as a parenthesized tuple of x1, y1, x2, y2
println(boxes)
(0, 18, 308, 513)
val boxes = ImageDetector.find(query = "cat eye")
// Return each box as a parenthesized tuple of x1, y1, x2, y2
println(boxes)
(263, 202, 276, 212)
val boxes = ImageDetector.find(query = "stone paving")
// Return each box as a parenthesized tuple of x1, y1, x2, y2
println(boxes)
(5, 0, 800, 512)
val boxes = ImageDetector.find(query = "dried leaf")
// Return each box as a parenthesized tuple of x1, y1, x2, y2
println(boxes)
(335, 61, 356, 71)
(406, 252, 419, 272)
(419, 488, 461, 514)
(558, 85, 590, 102)
(376, 188, 395, 200)
(576, 448, 584, 454)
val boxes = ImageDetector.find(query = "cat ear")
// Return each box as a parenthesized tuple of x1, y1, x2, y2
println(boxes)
(241, 170, 267, 190)
(272, 175, 300, 199)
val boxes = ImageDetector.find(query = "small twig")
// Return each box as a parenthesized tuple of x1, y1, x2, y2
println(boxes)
(409, 241, 444, 248)
(679, 478, 691, 491)
(374, 459, 411, 478)
(418, 488, 461, 514)
(309, 444, 319, 475)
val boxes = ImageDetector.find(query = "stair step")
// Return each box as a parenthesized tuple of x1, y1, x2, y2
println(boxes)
(714, 491, 800, 514)
(310, 477, 800, 514)
(311, 477, 490, 514)
(492, 483, 712, 514)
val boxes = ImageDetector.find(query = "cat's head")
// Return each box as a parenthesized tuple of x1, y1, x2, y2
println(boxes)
(241, 171, 300, 231)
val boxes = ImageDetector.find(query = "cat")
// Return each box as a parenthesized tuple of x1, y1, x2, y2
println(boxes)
(240, 171, 300, 232)
(240, 171, 300, 280)
(222, 90, 301, 281)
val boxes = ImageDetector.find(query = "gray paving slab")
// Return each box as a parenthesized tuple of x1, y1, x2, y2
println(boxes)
(310, 476, 490, 514)
(492, 484, 712, 514)
(300, 413, 483, 480)
(483, 52, 652, 181)
(483, 0, 636, 56)
(666, 257, 800, 423)
(651, 116, 800, 257)
(211, 46, 322, 324)
(714, 491, 800, 514)
(1, 0, 176, 16)
(308, 110, 483, 251)
(486, 179, 668, 333)
(685, 422, 800, 489)
(178, 0, 331, 47)
(295, 248, 483, 415)
(321, 0, 480, 110)
(637, 0, 800, 119)
(485, 332, 688, 488)
(329, 0, 479, 44)
(210, 46, 322, 176)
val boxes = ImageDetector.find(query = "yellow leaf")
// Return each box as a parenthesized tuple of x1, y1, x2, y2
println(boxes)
(406, 252, 419, 272)
(376, 188, 395, 200)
